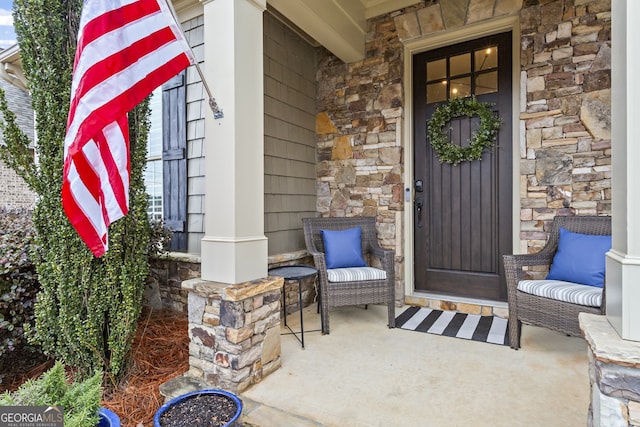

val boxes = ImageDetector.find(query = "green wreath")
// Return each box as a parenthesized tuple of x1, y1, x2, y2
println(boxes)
(427, 96, 502, 166)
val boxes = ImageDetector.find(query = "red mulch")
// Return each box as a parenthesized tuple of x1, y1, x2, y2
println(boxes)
(1, 308, 189, 427)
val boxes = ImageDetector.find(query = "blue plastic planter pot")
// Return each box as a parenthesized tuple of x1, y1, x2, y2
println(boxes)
(97, 407, 120, 427)
(153, 389, 243, 427)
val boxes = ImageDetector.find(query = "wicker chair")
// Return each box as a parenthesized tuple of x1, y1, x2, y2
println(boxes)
(503, 216, 611, 349)
(302, 217, 395, 334)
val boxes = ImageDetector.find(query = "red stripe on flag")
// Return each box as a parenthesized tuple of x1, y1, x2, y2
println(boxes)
(62, 0, 194, 257)
(68, 144, 101, 201)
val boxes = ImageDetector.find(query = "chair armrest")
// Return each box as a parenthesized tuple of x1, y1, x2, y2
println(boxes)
(503, 251, 554, 286)
(366, 242, 395, 273)
(308, 251, 327, 272)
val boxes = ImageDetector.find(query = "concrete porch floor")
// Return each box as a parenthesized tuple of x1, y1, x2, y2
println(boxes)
(240, 304, 589, 427)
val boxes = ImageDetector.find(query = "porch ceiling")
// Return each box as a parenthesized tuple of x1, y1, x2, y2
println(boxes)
(267, 0, 421, 63)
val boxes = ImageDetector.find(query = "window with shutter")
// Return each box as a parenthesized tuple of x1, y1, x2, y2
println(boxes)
(161, 70, 187, 251)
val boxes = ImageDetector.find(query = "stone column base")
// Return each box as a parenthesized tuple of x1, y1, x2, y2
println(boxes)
(580, 313, 640, 427)
(182, 275, 283, 393)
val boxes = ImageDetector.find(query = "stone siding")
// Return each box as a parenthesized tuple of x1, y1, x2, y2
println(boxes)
(148, 250, 318, 317)
(268, 250, 317, 314)
(316, 10, 405, 303)
(315, 0, 611, 295)
(518, 0, 611, 257)
(147, 253, 201, 312)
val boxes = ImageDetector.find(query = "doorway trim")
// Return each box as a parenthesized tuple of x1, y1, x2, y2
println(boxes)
(401, 15, 522, 300)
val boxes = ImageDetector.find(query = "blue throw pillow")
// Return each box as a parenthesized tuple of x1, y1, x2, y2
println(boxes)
(320, 227, 367, 269)
(546, 228, 612, 288)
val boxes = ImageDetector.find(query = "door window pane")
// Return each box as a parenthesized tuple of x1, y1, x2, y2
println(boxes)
(475, 71, 498, 95)
(449, 53, 470, 77)
(475, 46, 498, 71)
(427, 81, 447, 104)
(426, 58, 446, 81)
(450, 77, 471, 98)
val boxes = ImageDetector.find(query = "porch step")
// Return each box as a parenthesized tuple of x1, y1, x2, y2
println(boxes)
(405, 294, 509, 319)
(158, 375, 327, 426)
(158, 375, 210, 402)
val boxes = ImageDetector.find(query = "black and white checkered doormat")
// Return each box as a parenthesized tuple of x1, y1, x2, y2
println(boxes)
(395, 306, 510, 346)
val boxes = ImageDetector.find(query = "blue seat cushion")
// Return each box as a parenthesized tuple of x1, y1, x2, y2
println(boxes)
(546, 227, 611, 288)
(320, 227, 367, 269)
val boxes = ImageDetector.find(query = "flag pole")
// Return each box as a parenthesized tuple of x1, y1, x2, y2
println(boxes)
(164, 0, 224, 119)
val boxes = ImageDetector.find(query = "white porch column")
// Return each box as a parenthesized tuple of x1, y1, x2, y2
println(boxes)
(608, 0, 640, 341)
(199, 0, 267, 284)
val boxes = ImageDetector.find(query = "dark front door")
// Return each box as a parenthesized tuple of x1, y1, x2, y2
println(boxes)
(413, 32, 512, 301)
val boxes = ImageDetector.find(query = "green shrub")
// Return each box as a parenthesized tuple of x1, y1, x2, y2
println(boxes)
(0, 0, 151, 380)
(149, 220, 173, 258)
(0, 208, 40, 361)
(0, 361, 102, 427)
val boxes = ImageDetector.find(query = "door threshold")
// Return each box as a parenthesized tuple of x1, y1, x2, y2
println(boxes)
(406, 291, 509, 318)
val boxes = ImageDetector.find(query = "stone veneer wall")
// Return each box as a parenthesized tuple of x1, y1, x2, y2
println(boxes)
(147, 253, 201, 312)
(516, 0, 611, 257)
(315, 13, 405, 302)
(581, 313, 640, 426)
(147, 251, 317, 315)
(315, 0, 612, 298)
(268, 250, 317, 314)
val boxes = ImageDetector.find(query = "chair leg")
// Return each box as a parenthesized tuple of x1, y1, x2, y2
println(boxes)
(388, 301, 395, 328)
(320, 299, 330, 335)
(509, 318, 521, 350)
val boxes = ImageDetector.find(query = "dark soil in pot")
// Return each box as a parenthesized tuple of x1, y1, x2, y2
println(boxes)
(159, 393, 238, 427)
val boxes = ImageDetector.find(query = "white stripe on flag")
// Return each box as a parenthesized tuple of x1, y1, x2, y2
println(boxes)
(486, 317, 508, 344)
(403, 308, 432, 330)
(456, 314, 481, 339)
(428, 310, 456, 335)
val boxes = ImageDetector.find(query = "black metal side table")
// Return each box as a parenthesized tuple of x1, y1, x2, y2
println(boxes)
(268, 265, 318, 349)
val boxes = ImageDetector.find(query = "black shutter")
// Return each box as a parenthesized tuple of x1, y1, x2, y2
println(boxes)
(162, 71, 187, 251)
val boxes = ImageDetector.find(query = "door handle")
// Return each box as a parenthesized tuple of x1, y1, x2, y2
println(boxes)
(415, 196, 423, 228)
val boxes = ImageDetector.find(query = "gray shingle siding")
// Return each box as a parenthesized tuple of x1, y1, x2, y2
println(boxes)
(264, 12, 317, 255)
(183, 16, 205, 253)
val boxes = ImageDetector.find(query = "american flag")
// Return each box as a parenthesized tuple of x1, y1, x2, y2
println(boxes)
(62, 0, 195, 257)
